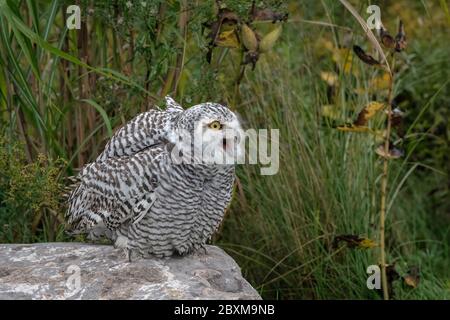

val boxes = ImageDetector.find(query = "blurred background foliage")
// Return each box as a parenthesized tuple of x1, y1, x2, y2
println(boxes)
(0, 0, 448, 299)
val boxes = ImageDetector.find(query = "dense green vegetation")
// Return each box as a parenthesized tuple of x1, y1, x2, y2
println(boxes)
(0, 0, 448, 299)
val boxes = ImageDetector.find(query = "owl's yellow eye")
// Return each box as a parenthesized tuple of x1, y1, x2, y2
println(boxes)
(208, 121, 222, 130)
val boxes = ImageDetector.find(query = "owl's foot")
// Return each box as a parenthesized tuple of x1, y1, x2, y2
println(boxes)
(194, 244, 208, 255)
(125, 248, 136, 262)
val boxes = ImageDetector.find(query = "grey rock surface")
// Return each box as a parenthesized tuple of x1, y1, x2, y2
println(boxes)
(0, 243, 261, 300)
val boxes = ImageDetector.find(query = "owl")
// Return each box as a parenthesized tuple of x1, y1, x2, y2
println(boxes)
(66, 96, 242, 260)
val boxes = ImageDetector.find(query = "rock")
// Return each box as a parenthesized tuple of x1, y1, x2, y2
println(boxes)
(0, 243, 261, 300)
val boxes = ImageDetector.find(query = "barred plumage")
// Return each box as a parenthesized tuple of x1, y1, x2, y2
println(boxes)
(66, 96, 241, 259)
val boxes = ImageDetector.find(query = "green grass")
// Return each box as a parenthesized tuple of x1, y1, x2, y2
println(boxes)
(0, 0, 449, 299)
(216, 1, 450, 299)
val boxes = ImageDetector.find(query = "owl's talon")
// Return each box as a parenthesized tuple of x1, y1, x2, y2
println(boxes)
(198, 245, 208, 255)
(125, 248, 133, 262)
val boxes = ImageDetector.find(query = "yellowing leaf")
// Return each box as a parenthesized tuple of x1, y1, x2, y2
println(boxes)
(322, 105, 340, 120)
(374, 129, 387, 143)
(337, 124, 370, 133)
(332, 47, 355, 75)
(354, 101, 385, 126)
(314, 38, 334, 56)
(353, 87, 367, 95)
(322, 39, 334, 51)
(370, 72, 391, 91)
(358, 238, 378, 249)
(320, 71, 339, 86)
(333, 234, 377, 250)
(216, 29, 240, 48)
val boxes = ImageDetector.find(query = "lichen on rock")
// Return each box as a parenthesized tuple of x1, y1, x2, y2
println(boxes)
(0, 243, 261, 300)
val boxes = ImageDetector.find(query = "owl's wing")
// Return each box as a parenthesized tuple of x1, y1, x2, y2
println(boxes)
(97, 96, 182, 161)
(66, 147, 166, 233)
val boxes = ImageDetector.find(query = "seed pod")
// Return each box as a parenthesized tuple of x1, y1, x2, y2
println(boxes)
(259, 24, 282, 53)
(241, 24, 258, 51)
(380, 27, 396, 50)
(395, 20, 407, 52)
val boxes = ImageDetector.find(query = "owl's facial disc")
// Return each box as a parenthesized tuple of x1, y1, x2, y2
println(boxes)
(195, 116, 242, 164)
(171, 102, 243, 165)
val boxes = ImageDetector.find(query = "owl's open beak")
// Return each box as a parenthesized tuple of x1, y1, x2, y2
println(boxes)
(222, 138, 228, 150)
(222, 136, 239, 152)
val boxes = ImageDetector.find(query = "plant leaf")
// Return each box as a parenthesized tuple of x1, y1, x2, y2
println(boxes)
(339, 0, 391, 73)
(380, 27, 396, 50)
(337, 124, 370, 133)
(370, 72, 391, 91)
(81, 99, 113, 138)
(358, 238, 378, 249)
(333, 234, 377, 249)
(250, 6, 288, 22)
(354, 101, 385, 126)
(215, 29, 240, 48)
(320, 71, 339, 86)
(403, 266, 420, 288)
(353, 45, 380, 66)
(375, 144, 404, 159)
(395, 20, 407, 52)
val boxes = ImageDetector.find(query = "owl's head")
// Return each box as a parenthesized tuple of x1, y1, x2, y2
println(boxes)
(169, 101, 243, 165)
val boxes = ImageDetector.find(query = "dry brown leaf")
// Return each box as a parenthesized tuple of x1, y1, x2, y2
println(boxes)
(395, 20, 407, 52)
(403, 266, 420, 288)
(380, 27, 396, 50)
(250, 7, 288, 22)
(353, 45, 380, 66)
(339, 0, 390, 73)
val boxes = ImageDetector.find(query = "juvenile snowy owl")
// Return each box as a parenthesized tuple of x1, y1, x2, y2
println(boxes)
(66, 96, 242, 259)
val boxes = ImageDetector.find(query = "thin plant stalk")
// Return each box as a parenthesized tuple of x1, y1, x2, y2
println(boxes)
(380, 55, 396, 300)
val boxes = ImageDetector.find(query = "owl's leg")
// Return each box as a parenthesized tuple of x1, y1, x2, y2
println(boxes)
(114, 235, 128, 249)
(125, 248, 135, 262)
